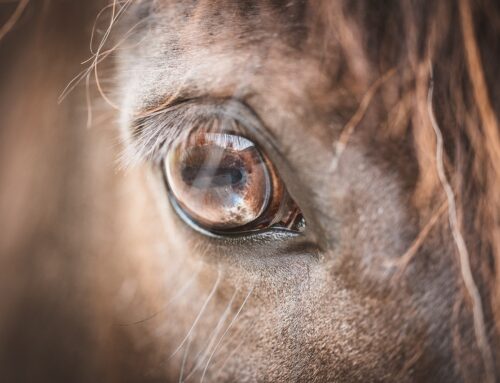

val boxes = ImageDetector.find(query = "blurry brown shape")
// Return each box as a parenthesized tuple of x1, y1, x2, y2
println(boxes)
(0, 1, 161, 382)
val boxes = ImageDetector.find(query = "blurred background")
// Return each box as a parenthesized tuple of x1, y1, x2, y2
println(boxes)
(0, 1, 161, 381)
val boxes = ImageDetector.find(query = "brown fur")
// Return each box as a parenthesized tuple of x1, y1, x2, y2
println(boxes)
(0, 1, 499, 382)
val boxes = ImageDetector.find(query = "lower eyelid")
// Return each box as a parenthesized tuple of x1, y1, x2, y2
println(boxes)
(166, 185, 300, 242)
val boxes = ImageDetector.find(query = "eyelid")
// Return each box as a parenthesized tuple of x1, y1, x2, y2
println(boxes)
(125, 98, 280, 167)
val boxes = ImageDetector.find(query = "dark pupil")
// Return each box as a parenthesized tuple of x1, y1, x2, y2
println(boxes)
(181, 165, 245, 188)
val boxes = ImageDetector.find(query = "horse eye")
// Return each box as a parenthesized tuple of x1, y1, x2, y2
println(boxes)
(164, 132, 304, 234)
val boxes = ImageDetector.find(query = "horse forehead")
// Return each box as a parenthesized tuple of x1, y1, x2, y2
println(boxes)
(133, 0, 331, 67)
(117, 1, 354, 128)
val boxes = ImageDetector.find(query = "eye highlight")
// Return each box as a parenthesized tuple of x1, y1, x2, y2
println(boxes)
(164, 131, 304, 235)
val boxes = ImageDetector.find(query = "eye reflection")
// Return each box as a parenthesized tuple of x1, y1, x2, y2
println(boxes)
(166, 133, 271, 230)
(164, 131, 304, 234)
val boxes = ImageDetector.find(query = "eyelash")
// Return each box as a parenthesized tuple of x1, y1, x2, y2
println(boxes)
(126, 98, 282, 172)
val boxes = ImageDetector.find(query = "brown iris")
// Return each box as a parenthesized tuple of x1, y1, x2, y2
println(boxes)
(164, 132, 303, 233)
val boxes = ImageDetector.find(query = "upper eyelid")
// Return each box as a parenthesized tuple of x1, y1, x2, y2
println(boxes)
(126, 98, 219, 166)
(124, 98, 279, 167)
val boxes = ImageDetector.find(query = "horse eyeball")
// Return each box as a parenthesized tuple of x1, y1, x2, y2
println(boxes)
(164, 132, 304, 234)
(165, 132, 272, 230)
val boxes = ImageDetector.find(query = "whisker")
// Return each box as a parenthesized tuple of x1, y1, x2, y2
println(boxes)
(88, 1, 129, 57)
(179, 334, 194, 383)
(93, 17, 148, 110)
(211, 320, 256, 379)
(183, 287, 239, 381)
(59, 0, 136, 104)
(199, 285, 255, 383)
(170, 269, 222, 360)
(117, 263, 203, 326)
